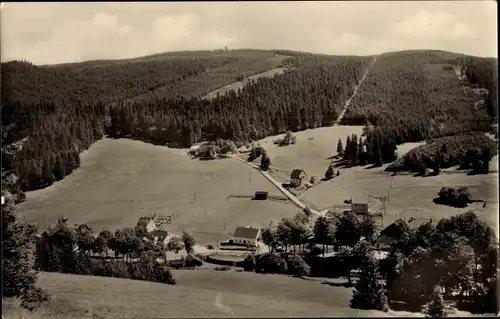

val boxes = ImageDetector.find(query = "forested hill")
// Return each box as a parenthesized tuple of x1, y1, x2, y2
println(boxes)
(1, 49, 497, 202)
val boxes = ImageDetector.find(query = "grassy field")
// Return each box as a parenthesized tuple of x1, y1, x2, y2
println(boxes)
(3, 271, 489, 318)
(16, 138, 300, 245)
(300, 161, 498, 236)
(246, 125, 365, 181)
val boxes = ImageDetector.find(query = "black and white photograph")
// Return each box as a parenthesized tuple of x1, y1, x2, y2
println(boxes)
(1, 1, 498, 318)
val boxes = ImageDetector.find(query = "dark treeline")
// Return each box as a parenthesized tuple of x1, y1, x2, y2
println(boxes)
(459, 56, 498, 119)
(1, 53, 269, 197)
(340, 52, 494, 166)
(107, 55, 372, 146)
(387, 133, 497, 174)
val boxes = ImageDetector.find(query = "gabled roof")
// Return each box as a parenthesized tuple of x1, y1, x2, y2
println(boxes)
(233, 227, 260, 239)
(407, 217, 435, 230)
(291, 169, 306, 179)
(137, 217, 154, 227)
(150, 230, 169, 241)
(379, 218, 407, 238)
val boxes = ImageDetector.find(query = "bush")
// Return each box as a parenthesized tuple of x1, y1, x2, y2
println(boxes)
(285, 254, 310, 277)
(435, 186, 472, 208)
(20, 287, 50, 311)
(256, 253, 288, 274)
(243, 254, 256, 272)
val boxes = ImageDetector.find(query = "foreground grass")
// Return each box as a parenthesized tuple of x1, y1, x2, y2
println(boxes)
(17, 138, 300, 245)
(3, 271, 489, 318)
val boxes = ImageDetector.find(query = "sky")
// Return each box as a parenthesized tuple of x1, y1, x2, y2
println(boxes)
(1, 1, 497, 65)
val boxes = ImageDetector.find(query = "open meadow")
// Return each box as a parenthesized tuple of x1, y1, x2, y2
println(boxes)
(16, 138, 300, 245)
(244, 125, 365, 180)
(300, 158, 498, 236)
(3, 271, 487, 318)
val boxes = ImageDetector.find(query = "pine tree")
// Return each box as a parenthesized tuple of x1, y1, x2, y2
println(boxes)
(2, 192, 49, 309)
(424, 285, 447, 317)
(337, 138, 344, 157)
(350, 251, 388, 312)
(344, 135, 351, 161)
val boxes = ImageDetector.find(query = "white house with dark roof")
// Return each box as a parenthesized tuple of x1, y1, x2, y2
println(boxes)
(290, 169, 307, 187)
(136, 217, 156, 233)
(230, 226, 261, 247)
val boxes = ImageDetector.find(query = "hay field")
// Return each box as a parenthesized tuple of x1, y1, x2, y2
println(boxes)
(16, 138, 299, 244)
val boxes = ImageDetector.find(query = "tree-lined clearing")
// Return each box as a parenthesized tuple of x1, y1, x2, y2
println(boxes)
(16, 138, 300, 246)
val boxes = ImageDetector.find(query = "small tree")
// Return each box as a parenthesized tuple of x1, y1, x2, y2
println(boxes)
(261, 153, 271, 171)
(350, 251, 388, 312)
(325, 164, 334, 179)
(360, 214, 377, 244)
(434, 149, 442, 175)
(424, 285, 447, 318)
(260, 227, 278, 252)
(2, 194, 49, 309)
(337, 138, 344, 157)
(335, 212, 362, 248)
(182, 231, 196, 253)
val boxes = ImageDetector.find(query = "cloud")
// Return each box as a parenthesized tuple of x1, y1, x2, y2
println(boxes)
(390, 10, 478, 40)
(1, 2, 496, 64)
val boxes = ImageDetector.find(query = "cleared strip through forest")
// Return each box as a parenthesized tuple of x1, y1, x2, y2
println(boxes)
(334, 55, 378, 125)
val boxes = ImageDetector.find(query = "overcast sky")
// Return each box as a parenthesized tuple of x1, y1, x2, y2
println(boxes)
(1, 1, 497, 65)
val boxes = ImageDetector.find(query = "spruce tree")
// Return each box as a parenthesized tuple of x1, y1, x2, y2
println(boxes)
(350, 251, 388, 312)
(337, 138, 344, 156)
(2, 192, 49, 309)
(424, 285, 447, 317)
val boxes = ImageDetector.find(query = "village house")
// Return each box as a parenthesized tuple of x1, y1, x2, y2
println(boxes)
(290, 169, 307, 187)
(377, 217, 435, 250)
(148, 230, 170, 246)
(229, 225, 261, 247)
(136, 217, 156, 233)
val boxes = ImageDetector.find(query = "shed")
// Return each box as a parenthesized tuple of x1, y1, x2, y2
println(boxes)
(254, 191, 269, 200)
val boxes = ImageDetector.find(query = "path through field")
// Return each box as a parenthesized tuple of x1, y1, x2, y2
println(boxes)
(334, 56, 378, 125)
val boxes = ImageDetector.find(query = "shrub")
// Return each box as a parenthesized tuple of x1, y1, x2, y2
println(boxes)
(256, 253, 288, 274)
(435, 186, 472, 208)
(243, 254, 256, 272)
(285, 254, 310, 277)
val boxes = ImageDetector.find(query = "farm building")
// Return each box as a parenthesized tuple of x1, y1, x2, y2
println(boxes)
(149, 230, 170, 246)
(377, 217, 435, 249)
(351, 203, 369, 215)
(254, 191, 269, 200)
(290, 169, 307, 187)
(230, 226, 261, 247)
(136, 217, 156, 233)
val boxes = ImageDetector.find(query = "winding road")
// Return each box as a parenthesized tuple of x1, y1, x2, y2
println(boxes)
(231, 56, 379, 217)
